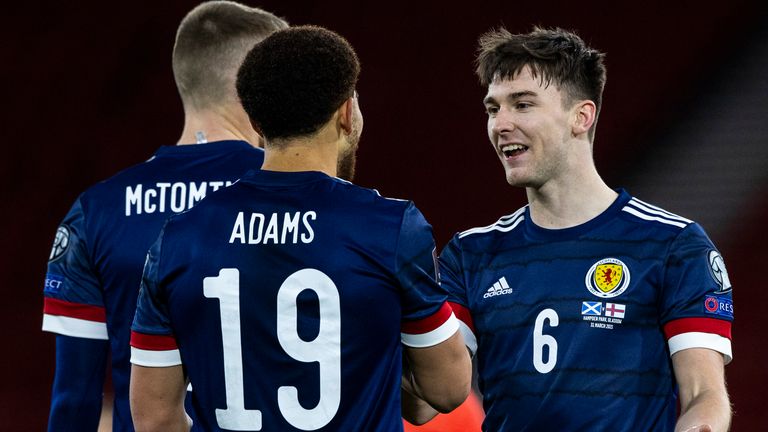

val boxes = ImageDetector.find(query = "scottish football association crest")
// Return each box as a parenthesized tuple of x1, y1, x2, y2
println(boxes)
(585, 258, 630, 298)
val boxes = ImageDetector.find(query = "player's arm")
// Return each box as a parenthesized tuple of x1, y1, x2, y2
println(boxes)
(401, 380, 438, 425)
(660, 227, 733, 432)
(130, 231, 190, 431)
(48, 335, 109, 431)
(130, 364, 191, 432)
(402, 331, 471, 423)
(672, 348, 731, 432)
(43, 200, 111, 431)
(395, 206, 472, 424)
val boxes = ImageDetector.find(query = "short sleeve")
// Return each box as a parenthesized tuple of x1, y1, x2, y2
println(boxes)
(660, 223, 733, 363)
(42, 197, 108, 340)
(130, 229, 181, 367)
(396, 203, 459, 348)
(438, 235, 477, 355)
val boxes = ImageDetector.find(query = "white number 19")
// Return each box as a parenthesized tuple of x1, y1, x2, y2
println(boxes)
(204, 268, 341, 431)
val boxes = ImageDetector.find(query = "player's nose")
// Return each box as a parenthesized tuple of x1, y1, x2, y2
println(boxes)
(491, 109, 516, 135)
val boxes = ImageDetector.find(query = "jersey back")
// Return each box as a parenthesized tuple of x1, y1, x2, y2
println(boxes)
(131, 170, 456, 432)
(42, 141, 265, 431)
(440, 190, 733, 431)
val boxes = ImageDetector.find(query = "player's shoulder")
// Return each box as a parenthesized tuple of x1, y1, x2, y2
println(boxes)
(618, 194, 698, 233)
(454, 205, 528, 243)
(81, 142, 262, 202)
(315, 177, 420, 228)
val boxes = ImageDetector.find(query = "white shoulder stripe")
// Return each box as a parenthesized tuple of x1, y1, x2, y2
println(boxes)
(459, 207, 526, 239)
(130, 347, 182, 367)
(42, 314, 108, 340)
(621, 206, 688, 228)
(628, 198, 693, 224)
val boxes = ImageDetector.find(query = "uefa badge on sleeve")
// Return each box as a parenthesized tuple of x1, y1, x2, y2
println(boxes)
(585, 258, 631, 298)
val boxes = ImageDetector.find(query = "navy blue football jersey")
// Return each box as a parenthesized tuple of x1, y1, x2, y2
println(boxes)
(439, 190, 733, 431)
(42, 140, 264, 431)
(130, 170, 459, 432)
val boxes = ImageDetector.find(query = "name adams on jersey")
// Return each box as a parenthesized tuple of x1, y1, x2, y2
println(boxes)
(229, 211, 316, 245)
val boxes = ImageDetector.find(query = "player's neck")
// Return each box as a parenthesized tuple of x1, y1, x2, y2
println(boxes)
(177, 104, 262, 147)
(526, 164, 617, 230)
(261, 127, 340, 178)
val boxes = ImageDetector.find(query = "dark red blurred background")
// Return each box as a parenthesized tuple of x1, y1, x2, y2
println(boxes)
(3, 1, 767, 429)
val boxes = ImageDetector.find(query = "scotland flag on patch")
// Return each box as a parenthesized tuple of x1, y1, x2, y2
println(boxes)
(581, 301, 602, 315)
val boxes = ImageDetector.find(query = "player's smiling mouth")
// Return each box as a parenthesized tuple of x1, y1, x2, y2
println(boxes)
(501, 144, 528, 158)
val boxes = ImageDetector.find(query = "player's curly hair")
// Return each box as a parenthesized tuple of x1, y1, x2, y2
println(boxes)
(476, 27, 606, 140)
(236, 25, 360, 143)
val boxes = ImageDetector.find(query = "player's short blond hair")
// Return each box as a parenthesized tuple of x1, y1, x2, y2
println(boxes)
(172, 1, 287, 110)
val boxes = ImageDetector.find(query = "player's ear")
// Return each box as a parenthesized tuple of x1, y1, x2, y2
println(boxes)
(572, 100, 596, 137)
(247, 118, 266, 148)
(338, 96, 355, 136)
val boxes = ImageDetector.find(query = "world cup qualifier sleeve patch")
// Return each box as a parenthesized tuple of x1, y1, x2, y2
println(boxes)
(49, 225, 71, 262)
(702, 295, 734, 319)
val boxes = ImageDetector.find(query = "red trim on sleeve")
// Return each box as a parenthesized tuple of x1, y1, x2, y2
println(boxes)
(130, 331, 178, 351)
(663, 317, 732, 340)
(401, 302, 452, 334)
(43, 297, 106, 322)
(448, 301, 475, 333)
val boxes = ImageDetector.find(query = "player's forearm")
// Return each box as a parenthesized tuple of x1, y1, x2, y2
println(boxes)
(48, 335, 109, 431)
(675, 389, 731, 432)
(405, 332, 472, 413)
(401, 383, 440, 425)
(132, 411, 191, 432)
(130, 365, 190, 432)
(48, 390, 103, 432)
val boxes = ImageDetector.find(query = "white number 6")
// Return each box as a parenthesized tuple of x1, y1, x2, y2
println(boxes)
(532, 308, 559, 374)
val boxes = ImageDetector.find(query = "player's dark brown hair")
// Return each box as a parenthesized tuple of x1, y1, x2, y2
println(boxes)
(476, 27, 606, 140)
(173, 1, 288, 110)
(236, 25, 360, 142)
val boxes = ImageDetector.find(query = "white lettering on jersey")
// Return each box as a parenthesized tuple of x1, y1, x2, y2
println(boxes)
(229, 211, 317, 245)
(125, 181, 234, 216)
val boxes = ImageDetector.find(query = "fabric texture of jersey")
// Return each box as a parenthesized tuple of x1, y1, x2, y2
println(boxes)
(439, 189, 733, 431)
(131, 170, 457, 432)
(42, 140, 264, 431)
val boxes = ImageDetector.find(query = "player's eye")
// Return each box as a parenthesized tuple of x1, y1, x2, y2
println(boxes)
(485, 105, 499, 116)
(515, 102, 532, 110)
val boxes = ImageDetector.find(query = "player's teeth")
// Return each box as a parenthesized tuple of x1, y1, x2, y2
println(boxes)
(501, 144, 526, 152)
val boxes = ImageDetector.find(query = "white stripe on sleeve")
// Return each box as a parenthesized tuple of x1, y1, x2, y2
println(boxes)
(401, 313, 460, 348)
(130, 347, 182, 367)
(42, 314, 108, 340)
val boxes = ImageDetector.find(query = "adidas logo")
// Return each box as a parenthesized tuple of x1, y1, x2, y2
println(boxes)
(483, 276, 513, 298)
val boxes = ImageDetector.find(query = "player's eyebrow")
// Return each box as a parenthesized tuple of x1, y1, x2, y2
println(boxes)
(483, 90, 538, 105)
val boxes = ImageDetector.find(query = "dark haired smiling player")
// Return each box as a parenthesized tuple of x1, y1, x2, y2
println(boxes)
(435, 27, 733, 431)
(40, 3, 287, 431)
(129, 26, 471, 431)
